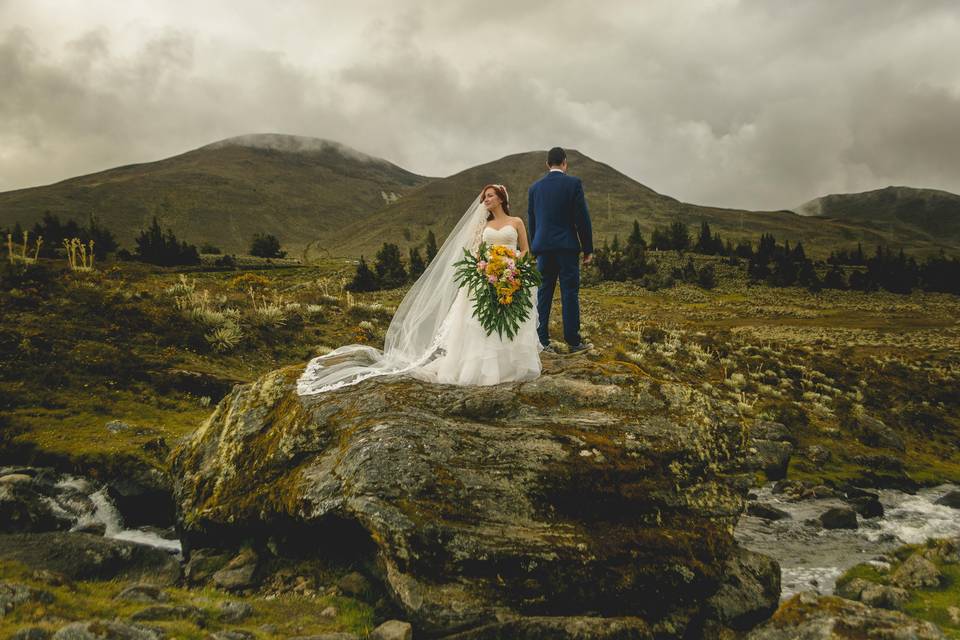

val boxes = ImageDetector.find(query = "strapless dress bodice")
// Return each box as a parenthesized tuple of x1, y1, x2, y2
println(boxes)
(482, 225, 518, 249)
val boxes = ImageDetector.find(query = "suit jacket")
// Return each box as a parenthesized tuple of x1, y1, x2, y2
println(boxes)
(527, 170, 593, 255)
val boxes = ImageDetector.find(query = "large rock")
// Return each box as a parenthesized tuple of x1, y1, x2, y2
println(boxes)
(0, 477, 73, 533)
(705, 546, 780, 630)
(746, 441, 793, 481)
(818, 506, 858, 530)
(50, 620, 166, 639)
(440, 616, 654, 639)
(855, 415, 906, 452)
(935, 490, 960, 508)
(745, 592, 944, 639)
(172, 359, 758, 636)
(835, 577, 910, 610)
(0, 532, 180, 584)
(891, 552, 943, 589)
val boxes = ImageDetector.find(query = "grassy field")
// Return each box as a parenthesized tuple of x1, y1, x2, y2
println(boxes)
(1, 252, 958, 488)
(1, 253, 958, 637)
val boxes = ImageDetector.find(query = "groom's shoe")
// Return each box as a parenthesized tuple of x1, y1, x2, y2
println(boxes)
(541, 342, 558, 354)
(567, 341, 593, 355)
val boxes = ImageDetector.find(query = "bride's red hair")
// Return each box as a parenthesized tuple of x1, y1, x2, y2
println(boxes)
(480, 184, 510, 220)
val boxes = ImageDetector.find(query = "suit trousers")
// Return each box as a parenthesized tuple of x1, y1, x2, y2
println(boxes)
(536, 251, 582, 347)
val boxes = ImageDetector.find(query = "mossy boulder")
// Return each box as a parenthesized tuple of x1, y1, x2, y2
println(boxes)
(172, 357, 764, 636)
(746, 592, 944, 639)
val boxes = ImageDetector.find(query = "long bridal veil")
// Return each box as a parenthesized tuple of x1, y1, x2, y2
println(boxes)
(296, 195, 489, 395)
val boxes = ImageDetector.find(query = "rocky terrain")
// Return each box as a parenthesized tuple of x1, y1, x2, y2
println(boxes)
(171, 355, 775, 637)
(2, 253, 959, 637)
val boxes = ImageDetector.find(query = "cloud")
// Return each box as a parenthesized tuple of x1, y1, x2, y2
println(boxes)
(0, 0, 959, 211)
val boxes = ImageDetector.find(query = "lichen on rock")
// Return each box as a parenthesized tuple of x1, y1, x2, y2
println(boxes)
(172, 357, 767, 636)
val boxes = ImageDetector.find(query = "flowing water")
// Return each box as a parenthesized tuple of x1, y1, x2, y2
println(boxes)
(735, 482, 960, 599)
(3, 466, 181, 555)
(7, 465, 959, 597)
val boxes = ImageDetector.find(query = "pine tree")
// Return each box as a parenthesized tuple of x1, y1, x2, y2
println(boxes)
(792, 241, 806, 261)
(409, 247, 426, 280)
(628, 220, 646, 248)
(374, 242, 407, 289)
(695, 221, 713, 254)
(712, 232, 725, 255)
(668, 221, 690, 252)
(85, 214, 118, 258)
(347, 256, 379, 292)
(824, 264, 847, 289)
(797, 259, 821, 291)
(854, 242, 865, 265)
(650, 226, 670, 251)
(425, 230, 438, 264)
(134, 216, 200, 266)
(623, 224, 651, 279)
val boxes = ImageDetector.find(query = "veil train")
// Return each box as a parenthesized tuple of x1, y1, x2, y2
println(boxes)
(297, 196, 488, 395)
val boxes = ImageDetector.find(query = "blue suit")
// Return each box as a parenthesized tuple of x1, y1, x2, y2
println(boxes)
(527, 170, 593, 347)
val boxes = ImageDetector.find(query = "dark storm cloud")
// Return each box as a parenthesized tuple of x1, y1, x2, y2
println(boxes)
(1, 0, 958, 210)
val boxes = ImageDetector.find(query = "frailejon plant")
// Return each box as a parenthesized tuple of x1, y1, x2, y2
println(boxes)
(6, 231, 42, 264)
(248, 288, 286, 327)
(63, 237, 95, 271)
(205, 320, 244, 352)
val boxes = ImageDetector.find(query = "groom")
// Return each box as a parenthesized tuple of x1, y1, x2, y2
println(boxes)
(527, 147, 593, 354)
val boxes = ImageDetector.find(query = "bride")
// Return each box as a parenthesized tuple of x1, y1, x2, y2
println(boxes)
(297, 184, 542, 395)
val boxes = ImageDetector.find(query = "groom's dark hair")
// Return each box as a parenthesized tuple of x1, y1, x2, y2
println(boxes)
(547, 147, 566, 167)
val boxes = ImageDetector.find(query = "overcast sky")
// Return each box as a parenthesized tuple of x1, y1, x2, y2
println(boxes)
(2, 0, 959, 209)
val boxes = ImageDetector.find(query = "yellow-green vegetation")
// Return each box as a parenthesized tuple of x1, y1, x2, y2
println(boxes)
(0, 559, 375, 639)
(835, 539, 960, 639)
(2, 250, 958, 492)
(6, 230, 43, 264)
(0, 257, 395, 479)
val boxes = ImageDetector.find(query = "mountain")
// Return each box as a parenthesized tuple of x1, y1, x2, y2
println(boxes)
(337, 150, 958, 259)
(794, 186, 960, 247)
(0, 134, 433, 255)
(3, 138, 959, 260)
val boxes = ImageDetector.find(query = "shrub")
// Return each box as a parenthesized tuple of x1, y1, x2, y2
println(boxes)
(347, 256, 378, 292)
(250, 233, 286, 258)
(134, 217, 200, 266)
(205, 321, 243, 352)
(697, 263, 717, 289)
(230, 273, 271, 290)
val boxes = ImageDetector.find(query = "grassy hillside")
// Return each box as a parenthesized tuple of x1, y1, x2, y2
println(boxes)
(337, 151, 960, 259)
(795, 186, 960, 247)
(0, 134, 432, 257)
(2, 139, 958, 261)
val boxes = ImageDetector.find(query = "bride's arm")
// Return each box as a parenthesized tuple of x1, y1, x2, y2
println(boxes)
(515, 219, 531, 257)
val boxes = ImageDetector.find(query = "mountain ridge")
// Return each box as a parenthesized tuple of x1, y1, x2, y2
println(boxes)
(2, 136, 958, 258)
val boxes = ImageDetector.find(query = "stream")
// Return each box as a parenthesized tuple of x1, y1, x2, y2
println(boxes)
(735, 482, 960, 599)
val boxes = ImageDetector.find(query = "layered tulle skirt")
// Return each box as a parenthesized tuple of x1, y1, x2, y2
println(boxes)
(411, 287, 542, 386)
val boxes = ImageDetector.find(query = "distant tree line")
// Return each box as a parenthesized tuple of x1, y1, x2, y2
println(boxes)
(347, 230, 438, 291)
(592, 221, 716, 289)
(2, 213, 119, 260)
(2, 214, 292, 267)
(590, 219, 960, 295)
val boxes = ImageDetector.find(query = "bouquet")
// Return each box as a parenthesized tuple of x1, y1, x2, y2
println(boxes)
(453, 241, 542, 340)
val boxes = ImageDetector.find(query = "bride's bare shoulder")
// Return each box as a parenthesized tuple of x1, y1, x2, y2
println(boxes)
(509, 216, 526, 228)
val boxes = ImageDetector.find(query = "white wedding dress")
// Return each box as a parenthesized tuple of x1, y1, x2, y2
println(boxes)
(297, 196, 542, 396)
(412, 225, 542, 386)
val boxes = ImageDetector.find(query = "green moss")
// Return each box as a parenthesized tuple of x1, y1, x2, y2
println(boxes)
(0, 559, 375, 639)
(834, 562, 887, 591)
(901, 562, 960, 638)
(833, 540, 960, 638)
